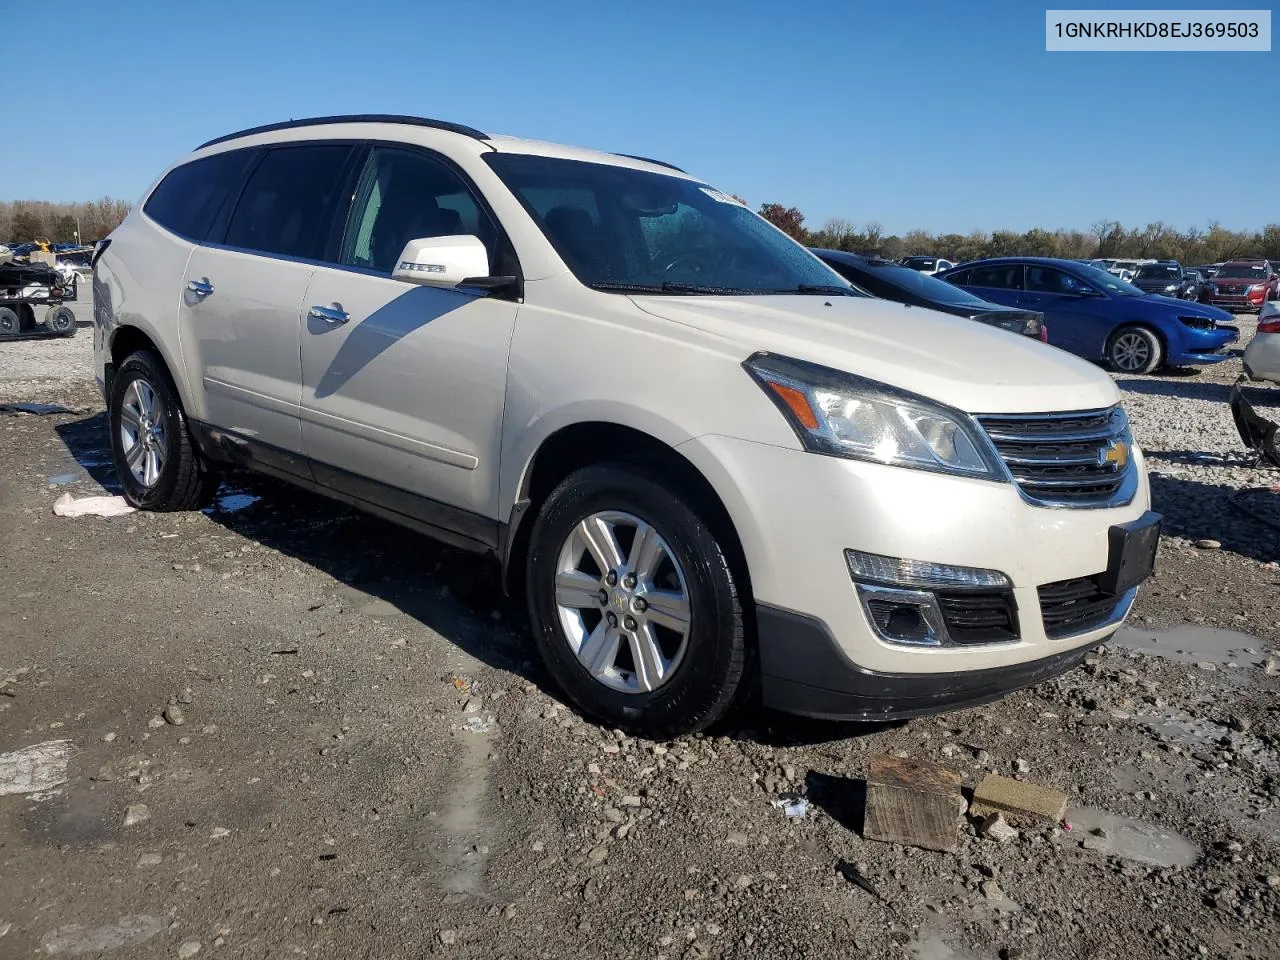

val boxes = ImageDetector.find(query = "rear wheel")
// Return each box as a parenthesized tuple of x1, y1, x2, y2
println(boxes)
(526, 464, 748, 737)
(1107, 326, 1163, 374)
(44, 305, 76, 336)
(0, 307, 21, 338)
(108, 350, 219, 510)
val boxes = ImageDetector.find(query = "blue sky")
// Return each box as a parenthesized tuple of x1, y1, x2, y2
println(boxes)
(4, 0, 1275, 234)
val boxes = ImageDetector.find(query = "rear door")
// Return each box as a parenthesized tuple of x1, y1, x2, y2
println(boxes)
(177, 143, 356, 466)
(958, 263, 1025, 307)
(298, 144, 521, 527)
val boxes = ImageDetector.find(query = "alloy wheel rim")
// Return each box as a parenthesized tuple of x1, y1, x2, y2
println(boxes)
(1113, 333, 1150, 372)
(553, 510, 691, 694)
(119, 378, 167, 487)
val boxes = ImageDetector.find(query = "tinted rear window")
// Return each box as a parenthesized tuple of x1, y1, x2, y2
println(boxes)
(224, 144, 353, 260)
(143, 150, 258, 241)
(968, 264, 1024, 290)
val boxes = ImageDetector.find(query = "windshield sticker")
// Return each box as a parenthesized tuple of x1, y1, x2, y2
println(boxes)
(699, 187, 744, 205)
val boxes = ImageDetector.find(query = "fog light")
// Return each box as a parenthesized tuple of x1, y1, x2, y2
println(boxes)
(856, 583, 948, 647)
(846, 550, 1010, 590)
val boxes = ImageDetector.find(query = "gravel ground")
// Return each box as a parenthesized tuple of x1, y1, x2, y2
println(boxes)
(0, 310, 1276, 960)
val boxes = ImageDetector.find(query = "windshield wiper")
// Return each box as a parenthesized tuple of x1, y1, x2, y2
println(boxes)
(588, 281, 757, 295)
(770, 284, 858, 296)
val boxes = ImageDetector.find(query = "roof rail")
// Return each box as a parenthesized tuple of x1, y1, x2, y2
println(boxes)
(614, 153, 686, 173)
(197, 115, 489, 150)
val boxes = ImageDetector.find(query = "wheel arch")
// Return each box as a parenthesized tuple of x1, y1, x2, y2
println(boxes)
(1107, 321, 1167, 370)
(105, 325, 192, 412)
(501, 421, 753, 609)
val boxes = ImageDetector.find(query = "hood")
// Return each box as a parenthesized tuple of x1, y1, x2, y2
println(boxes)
(629, 295, 1118, 414)
(1139, 295, 1234, 321)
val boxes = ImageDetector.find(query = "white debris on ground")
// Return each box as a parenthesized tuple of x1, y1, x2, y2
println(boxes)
(52, 492, 134, 518)
(0, 741, 70, 796)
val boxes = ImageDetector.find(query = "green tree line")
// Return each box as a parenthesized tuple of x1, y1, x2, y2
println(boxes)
(0, 199, 133, 246)
(758, 203, 1280, 266)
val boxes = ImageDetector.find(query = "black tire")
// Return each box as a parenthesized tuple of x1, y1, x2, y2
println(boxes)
(0, 306, 20, 338)
(108, 350, 219, 510)
(1107, 325, 1163, 374)
(526, 463, 748, 738)
(45, 305, 76, 337)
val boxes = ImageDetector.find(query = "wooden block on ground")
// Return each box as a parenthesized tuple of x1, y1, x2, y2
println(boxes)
(863, 755, 964, 853)
(969, 774, 1067, 824)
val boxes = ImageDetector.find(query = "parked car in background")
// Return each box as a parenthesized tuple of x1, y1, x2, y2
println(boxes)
(1107, 260, 1139, 281)
(1194, 263, 1223, 279)
(1201, 259, 1277, 312)
(899, 255, 954, 275)
(1130, 261, 1194, 299)
(938, 257, 1237, 373)
(93, 114, 1159, 735)
(1181, 268, 1208, 301)
(813, 249, 1046, 339)
(1242, 301, 1280, 383)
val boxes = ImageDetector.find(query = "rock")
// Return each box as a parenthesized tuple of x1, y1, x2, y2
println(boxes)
(725, 832, 750, 847)
(177, 941, 201, 958)
(970, 774, 1067, 823)
(1194, 539, 1221, 550)
(1265, 658, 1279, 677)
(619, 795, 643, 807)
(438, 930, 457, 945)
(1013, 759, 1031, 774)
(163, 705, 185, 726)
(1228, 715, 1251, 733)
(978, 813, 1019, 843)
(136, 853, 162, 867)
(502, 903, 518, 920)
(0, 921, 10, 937)
(462, 697, 482, 713)
(981, 880, 1005, 901)
(734, 874, 754, 889)
(124, 803, 151, 827)
(602, 806, 624, 824)
(210, 826, 230, 839)
(147, 716, 165, 729)
(102, 732, 116, 743)
(1196, 661, 1217, 672)
(587, 845, 608, 863)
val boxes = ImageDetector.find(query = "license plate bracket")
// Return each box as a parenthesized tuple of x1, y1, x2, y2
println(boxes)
(1099, 511, 1161, 596)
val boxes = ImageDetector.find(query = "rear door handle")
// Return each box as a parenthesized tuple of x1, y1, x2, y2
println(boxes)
(186, 278, 213, 297)
(308, 304, 349, 326)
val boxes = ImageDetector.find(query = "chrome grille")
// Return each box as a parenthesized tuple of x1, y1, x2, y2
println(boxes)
(975, 407, 1134, 508)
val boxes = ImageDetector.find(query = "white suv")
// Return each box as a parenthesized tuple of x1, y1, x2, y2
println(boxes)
(93, 115, 1159, 736)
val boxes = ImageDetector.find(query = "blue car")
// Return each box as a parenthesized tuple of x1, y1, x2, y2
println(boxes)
(937, 257, 1238, 373)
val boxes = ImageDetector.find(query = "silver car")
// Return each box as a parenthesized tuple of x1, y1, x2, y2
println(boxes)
(1243, 302, 1280, 383)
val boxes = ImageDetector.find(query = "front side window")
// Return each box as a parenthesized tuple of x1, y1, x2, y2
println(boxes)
(341, 147, 503, 275)
(1027, 266, 1093, 295)
(223, 144, 353, 260)
(484, 154, 851, 295)
(144, 149, 258, 241)
(1075, 263, 1142, 296)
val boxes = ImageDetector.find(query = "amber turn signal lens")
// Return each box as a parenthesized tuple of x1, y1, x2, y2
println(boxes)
(766, 381, 819, 430)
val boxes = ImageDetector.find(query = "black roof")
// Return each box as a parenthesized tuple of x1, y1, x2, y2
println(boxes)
(197, 114, 489, 150)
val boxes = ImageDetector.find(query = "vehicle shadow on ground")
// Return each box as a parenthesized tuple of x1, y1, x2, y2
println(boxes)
(54, 411, 121, 492)
(1115, 378, 1237, 403)
(52, 412, 885, 745)
(1150, 470, 1280, 563)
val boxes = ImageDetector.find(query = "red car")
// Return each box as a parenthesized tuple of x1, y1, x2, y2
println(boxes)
(1202, 259, 1278, 312)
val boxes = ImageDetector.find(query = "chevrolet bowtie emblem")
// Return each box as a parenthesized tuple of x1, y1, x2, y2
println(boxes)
(1099, 438, 1130, 471)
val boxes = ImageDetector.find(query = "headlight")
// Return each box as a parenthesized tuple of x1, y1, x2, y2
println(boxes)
(1163, 284, 1178, 292)
(743, 353, 1004, 479)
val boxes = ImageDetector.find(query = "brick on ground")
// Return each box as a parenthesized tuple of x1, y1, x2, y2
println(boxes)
(969, 773, 1067, 824)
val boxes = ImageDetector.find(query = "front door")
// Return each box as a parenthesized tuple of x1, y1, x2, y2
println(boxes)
(298, 145, 520, 523)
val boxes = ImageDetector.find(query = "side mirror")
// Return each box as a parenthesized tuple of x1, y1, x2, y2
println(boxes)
(392, 235, 490, 288)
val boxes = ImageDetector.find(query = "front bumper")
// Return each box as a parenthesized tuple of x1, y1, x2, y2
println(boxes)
(1203, 293, 1265, 312)
(1168, 324, 1238, 366)
(676, 434, 1152, 718)
(757, 604, 1105, 720)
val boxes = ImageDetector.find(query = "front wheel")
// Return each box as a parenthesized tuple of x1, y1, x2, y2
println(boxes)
(1107, 326, 1163, 374)
(44, 305, 76, 336)
(526, 464, 748, 737)
(108, 350, 219, 510)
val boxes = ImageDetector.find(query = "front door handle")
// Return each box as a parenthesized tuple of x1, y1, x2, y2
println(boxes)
(308, 304, 349, 326)
(186, 278, 213, 297)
